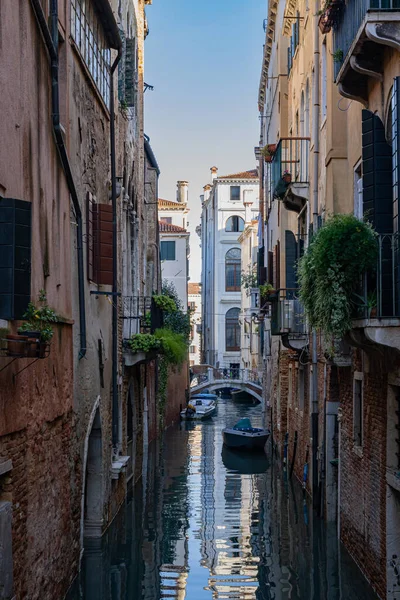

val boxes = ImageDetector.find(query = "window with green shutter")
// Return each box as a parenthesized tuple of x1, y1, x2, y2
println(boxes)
(160, 241, 176, 261)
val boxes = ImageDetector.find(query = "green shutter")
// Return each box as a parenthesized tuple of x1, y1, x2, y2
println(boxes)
(362, 109, 393, 233)
(285, 230, 297, 298)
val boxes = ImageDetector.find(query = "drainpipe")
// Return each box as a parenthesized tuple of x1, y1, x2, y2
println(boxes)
(110, 48, 122, 450)
(31, 0, 87, 360)
(311, 0, 320, 511)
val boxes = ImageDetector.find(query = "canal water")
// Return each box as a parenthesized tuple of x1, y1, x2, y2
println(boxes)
(68, 396, 378, 599)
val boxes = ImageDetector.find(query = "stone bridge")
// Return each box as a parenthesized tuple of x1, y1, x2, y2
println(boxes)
(190, 367, 263, 403)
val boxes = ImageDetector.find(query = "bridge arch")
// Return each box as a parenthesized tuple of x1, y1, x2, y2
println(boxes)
(191, 380, 263, 404)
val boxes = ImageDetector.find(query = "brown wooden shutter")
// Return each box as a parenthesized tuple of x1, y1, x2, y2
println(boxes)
(96, 204, 113, 285)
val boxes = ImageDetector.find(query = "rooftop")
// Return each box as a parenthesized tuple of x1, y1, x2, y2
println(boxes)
(188, 283, 201, 295)
(217, 169, 258, 180)
(158, 198, 189, 210)
(159, 221, 188, 233)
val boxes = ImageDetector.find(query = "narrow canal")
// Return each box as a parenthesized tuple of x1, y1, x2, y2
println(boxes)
(68, 397, 378, 599)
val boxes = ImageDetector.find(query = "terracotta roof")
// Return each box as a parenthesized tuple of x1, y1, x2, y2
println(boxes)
(188, 283, 201, 295)
(158, 198, 186, 208)
(159, 221, 188, 233)
(217, 169, 258, 180)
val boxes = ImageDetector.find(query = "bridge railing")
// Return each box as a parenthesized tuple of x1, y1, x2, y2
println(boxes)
(190, 367, 261, 388)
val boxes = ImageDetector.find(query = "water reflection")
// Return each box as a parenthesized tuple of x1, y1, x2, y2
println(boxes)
(68, 397, 378, 600)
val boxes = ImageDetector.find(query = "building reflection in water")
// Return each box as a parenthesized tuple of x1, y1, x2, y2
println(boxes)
(68, 398, 378, 600)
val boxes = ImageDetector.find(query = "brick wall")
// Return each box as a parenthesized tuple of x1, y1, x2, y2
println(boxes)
(164, 362, 189, 428)
(338, 351, 387, 599)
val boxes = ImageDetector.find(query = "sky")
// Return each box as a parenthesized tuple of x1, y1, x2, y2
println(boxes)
(144, 0, 266, 282)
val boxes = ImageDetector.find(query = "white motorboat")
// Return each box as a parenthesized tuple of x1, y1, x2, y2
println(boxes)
(180, 398, 216, 421)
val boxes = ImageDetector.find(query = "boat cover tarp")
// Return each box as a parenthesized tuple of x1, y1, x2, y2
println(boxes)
(233, 418, 252, 430)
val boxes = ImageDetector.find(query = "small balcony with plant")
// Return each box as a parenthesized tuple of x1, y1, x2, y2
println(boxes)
(265, 137, 311, 213)
(298, 214, 400, 357)
(122, 295, 165, 366)
(0, 290, 57, 368)
(332, 0, 400, 104)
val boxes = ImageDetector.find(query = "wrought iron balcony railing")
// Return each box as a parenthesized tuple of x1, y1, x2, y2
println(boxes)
(270, 289, 307, 336)
(353, 233, 400, 320)
(121, 296, 163, 340)
(268, 138, 310, 204)
(333, 0, 400, 80)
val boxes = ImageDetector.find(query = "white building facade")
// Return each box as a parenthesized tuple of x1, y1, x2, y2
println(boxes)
(158, 182, 190, 310)
(238, 218, 260, 372)
(188, 283, 202, 366)
(200, 167, 259, 368)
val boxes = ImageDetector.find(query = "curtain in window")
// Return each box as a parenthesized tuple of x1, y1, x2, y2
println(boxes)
(225, 307, 240, 351)
(225, 248, 241, 291)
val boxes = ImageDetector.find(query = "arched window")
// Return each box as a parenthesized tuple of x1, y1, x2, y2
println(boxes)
(226, 308, 240, 351)
(225, 248, 241, 291)
(225, 216, 245, 232)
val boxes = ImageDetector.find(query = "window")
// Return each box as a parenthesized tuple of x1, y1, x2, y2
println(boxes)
(354, 162, 363, 220)
(353, 375, 363, 447)
(225, 216, 245, 232)
(71, 0, 111, 107)
(118, 37, 137, 108)
(189, 301, 196, 311)
(392, 78, 399, 230)
(86, 193, 113, 284)
(288, 13, 300, 75)
(160, 217, 172, 224)
(225, 248, 241, 291)
(230, 186, 240, 201)
(225, 309, 240, 351)
(160, 241, 176, 261)
(321, 39, 327, 120)
(190, 345, 196, 354)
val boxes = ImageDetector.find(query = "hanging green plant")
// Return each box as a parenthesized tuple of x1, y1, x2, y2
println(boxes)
(155, 328, 188, 366)
(128, 333, 162, 354)
(152, 294, 177, 313)
(298, 214, 377, 337)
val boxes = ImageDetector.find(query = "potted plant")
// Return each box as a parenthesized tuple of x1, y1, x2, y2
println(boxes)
(260, 144, 277, 163)
(259, 283, 276, 303)
(318, 0, 345, 33)
(18, 290, 58, 357)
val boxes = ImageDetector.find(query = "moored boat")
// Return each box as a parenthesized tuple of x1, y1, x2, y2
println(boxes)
(222, 418, 270, 450)
(180, 398, 216, 421)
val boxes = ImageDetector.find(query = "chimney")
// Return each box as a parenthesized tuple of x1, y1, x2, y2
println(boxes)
(176, 181, 189, 204)
(243, 190, 254, 224)
(210, 166, 218, 181)
(203, 184, 211, 202)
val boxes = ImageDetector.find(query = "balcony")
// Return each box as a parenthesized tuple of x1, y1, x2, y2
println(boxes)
(347, 233, 400, 353)
(333, 0, 400, 104)
(270, 289, 308, 351)
(268, 138, 310, 213)
(121, 296, 163, 366)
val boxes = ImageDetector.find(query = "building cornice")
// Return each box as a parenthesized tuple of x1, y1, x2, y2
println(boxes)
(258, 0, 279, 112)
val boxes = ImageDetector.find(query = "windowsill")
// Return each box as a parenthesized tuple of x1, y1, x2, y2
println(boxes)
(70, 38, 111, 120)
(353, 445, 363, 458)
